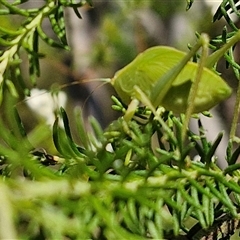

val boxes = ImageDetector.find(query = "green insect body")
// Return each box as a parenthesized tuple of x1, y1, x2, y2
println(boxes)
(111, 46, 232, 114)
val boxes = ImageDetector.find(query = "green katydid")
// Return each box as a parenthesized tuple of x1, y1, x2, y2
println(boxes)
(106, 33, 235, 139)
(110, 34, 232, 115)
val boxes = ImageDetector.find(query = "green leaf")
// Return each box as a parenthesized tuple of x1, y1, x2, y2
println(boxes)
(60, 107, 85, 157)
(6, 80, 18, 98)
(74, 108, 91, 150)
(185, 0, 194, 10)
(48, 5, 68, 46)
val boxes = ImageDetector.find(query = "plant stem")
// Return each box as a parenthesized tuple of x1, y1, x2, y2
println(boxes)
(182, 34, 209, 141)
(205, 30, 240, 68)
(230, 76, 240, 140)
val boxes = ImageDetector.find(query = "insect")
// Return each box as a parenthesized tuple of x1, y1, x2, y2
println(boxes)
(31, 148, 60, 166)
(110, 38, 232, 115)
(107, 33, 234, 140)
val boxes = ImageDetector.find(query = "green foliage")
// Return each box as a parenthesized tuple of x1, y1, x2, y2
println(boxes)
(1, 0, 240, 239)
(2, 96, 240, 239)
(0, 0, 91, 103)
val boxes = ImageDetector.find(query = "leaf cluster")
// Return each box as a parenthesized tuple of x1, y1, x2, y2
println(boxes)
(0, 0, 92, 103)
(1, 95, 240, 239)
